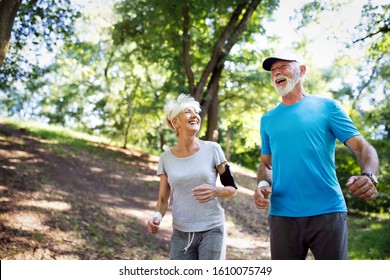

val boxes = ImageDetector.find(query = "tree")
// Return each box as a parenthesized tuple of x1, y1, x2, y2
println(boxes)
(113, 0, 278, 140)
(0, 0, 80, 89)
(352, 2, 389, 124)
(0, 0, 22, 66)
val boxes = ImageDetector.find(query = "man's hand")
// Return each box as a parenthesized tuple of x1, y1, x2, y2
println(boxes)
(346, 175, 378, 201)
(254, 186, 272, 209)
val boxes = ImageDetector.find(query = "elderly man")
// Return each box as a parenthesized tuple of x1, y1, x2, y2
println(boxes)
(254, 50, 379, 260)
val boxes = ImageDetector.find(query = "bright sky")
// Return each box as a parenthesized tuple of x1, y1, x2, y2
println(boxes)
(39, 0, 387, 80)
(42, 0, 382, 70)
(264, 0, 387, 68)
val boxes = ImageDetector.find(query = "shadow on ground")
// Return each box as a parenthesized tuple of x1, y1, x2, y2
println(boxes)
(0, 123, 270, 260)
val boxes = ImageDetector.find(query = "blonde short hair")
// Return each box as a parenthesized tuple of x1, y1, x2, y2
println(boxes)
(164, 94, 201, 130)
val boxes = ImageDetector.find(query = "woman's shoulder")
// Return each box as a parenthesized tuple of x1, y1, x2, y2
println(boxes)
(159, 148, 173, 159)
(201, 140, 223, 152)
(202, 140, 220, 147)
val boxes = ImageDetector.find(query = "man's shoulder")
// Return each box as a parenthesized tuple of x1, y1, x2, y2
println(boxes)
(304, 94, 341, 112)
(261, 103, 282, 119)
(306, 94, 336, 104)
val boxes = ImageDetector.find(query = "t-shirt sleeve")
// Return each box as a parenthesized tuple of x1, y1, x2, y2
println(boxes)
(156, 154, 166, 176)
(329, 100, 360, 143)
(213, 142, 227, 168)
(260, 116, 271, 155)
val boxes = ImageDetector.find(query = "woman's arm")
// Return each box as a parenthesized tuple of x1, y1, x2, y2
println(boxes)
(155, 174, 171, 216)
(192, 162, 238, 203)
(146, 174, 171, 234)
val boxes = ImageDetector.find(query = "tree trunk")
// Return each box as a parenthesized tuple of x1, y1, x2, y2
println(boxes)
(186, 0, 260, 138)
(0, 0, 22, 66)
(159, 130, 166, 151)
(226, 126, 231, 160)
(206, 0, 260, 138)
(193, 1, 247, 101)
(205, 82, 220, 141)
(202, 62, 222, 140)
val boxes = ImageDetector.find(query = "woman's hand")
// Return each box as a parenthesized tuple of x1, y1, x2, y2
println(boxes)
(146, 217, 161, 234)
(192, 184, 216, 203)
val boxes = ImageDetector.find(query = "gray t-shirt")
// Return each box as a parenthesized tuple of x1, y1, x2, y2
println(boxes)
(157, 141, 227, 232)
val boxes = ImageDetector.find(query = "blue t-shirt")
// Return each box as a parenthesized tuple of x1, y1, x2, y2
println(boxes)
(260, 94, 360, 217)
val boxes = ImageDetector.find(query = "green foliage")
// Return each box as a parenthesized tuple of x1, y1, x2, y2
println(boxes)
(109, 0, 280, 154)
(0, 0, 81, 88)
(1, 117, 112, 155)
(336, 140, 390, 213)
(0, 0, 389, 215)
(294, 0, 349, 28)
(348, 214, 390, 260)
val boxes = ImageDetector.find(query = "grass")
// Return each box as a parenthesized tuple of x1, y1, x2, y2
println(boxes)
(2, 117, 108, 143)
(348, 213, 390, 260)
(1, 118, 127, 161)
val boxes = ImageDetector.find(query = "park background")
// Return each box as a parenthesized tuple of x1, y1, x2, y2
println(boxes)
(0, 0, 389, 260)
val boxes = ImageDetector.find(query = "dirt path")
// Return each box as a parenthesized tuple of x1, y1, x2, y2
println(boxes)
(0, 123, 270, 260)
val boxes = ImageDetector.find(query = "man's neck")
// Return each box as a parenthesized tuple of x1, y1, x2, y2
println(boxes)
(282, 84, 307, 106)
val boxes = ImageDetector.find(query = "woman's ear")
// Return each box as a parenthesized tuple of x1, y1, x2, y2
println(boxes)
(171, 117, 180, 129)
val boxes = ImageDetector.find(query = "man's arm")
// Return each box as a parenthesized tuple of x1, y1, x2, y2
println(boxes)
(257, 154, 273, 185)
(345, 135, 379, 201)
(254, 154, 273, 209)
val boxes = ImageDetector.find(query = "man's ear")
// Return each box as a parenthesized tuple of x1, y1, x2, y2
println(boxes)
(300, 65, 306, 77)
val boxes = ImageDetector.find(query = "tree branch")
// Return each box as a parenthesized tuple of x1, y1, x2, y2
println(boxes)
(353, 25, 390, 43)
(200, 0, 261, 111)
(224, 0, 261, 52)
(193, 1, 248, 101)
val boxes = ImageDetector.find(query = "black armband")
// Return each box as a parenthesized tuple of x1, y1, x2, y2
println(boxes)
(220, 164, 237, 189)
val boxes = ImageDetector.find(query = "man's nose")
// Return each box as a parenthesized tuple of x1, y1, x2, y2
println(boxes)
(271, 67, 282, 76)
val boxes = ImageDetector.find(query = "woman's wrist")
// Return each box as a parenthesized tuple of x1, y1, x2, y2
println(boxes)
(152, 211, 163, 222)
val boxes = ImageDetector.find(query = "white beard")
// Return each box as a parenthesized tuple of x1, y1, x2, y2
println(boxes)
(274, 70, 300, 97)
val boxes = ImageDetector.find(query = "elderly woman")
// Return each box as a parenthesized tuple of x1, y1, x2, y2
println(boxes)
(146, 94, 238, 260)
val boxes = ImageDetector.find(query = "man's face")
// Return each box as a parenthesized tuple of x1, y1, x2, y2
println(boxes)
(270, 61, 300, 97)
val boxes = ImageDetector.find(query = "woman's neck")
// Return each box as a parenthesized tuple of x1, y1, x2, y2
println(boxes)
(172, 137, 202, 157)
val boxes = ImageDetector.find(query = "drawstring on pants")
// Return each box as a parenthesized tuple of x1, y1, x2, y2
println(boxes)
(183, 232, 195, 254)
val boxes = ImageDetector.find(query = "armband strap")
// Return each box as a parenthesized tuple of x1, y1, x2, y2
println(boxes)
(220, 164, 237, 189)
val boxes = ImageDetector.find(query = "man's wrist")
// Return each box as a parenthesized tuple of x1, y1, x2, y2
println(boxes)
(361, 172, 378, 186)
(257, 180, 271, 189)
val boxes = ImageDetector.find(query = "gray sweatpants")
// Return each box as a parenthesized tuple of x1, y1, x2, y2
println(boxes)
(169, 224, 226, 260)
(268, 212, 348, 260)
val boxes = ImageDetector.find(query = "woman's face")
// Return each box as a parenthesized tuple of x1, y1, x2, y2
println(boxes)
(176, 107, 201, 133)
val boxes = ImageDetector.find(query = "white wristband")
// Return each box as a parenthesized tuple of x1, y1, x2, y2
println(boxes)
(153, 212, 163, 222)
(257, 180, 271, 189)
